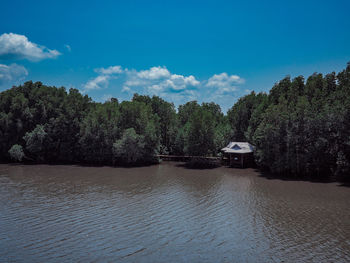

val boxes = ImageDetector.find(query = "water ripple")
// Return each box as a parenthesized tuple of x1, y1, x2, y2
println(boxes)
(0, 163, 349, 262)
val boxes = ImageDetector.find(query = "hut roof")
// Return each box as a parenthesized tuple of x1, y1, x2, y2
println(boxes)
(221, 142, 254, 154)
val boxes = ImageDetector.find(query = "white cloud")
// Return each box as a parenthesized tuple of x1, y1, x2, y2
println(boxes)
(0, 63, 28, 88)
(146, 84, 164, 93)
(205, 72, 245, 98)
(0, 33, 61, 61)
(206, 72, 244, 87)
(124, 66, 200, 94)
(83, 65, 124, 91)
(95, 65, 123, 75)
(215, 86, 238, 95)
(122, 86, 132, 93)
(84, 75, 109, 91)
(119, 66, 201, 106)
(64, 44, 71, 52)
(165, 74, 200, 91)
(137, 66, 170, 79)
(83, 65, 246, 111)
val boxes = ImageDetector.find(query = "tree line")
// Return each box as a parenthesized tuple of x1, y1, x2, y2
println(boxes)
(1, 63, 349, 177)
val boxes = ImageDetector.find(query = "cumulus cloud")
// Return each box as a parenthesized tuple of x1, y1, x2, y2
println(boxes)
(83, 65, 124, 91)
(215, 86, 238, 95)
(205, 72, 245, 99)
(0, 33, 61, 61)
(84, 75, 110, 91)
(83, 65, 246, 111)
(137, 66, 170, 79)
(123, 66, 200, 94)
(95, 65, 123, 75)
(0, 63, 28, 88)
(166, 74, 200, 91)
(206, 72, 244, 87)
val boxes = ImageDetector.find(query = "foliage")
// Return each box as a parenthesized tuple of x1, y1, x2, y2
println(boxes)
(175, 101, 230, 156)
(23, 124, 48, 161)
(79, 100, 120, 164)
(113, 128, 146, 164)
(0, 81, 91, 162)
(8, 144, 24, 162)
(1, 62, 350, 177)
(231, 62, 350, 177)
(133, 94, 177, 153)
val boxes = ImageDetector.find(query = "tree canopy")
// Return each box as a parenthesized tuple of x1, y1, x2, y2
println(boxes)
(1, 63, 350, 177)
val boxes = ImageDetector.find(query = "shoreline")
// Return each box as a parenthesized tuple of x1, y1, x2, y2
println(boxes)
(1, 161, 349, 186)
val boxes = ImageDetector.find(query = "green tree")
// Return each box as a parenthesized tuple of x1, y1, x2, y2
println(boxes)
(23, 124, 48, 161)
(113, 128, 146, 164)
(178, 101, 200, 126)
(227, 91, 265, 141)
(8, 144, 25, 162)
(186, 108, 216, 156)
(79, 100, 120, 164)
(133, 94, 177, 154)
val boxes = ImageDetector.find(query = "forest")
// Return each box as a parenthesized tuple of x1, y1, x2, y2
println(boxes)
(1, 63, 350, 178)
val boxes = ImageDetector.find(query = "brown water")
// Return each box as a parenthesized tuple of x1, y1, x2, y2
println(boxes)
(0, 163, 349, 263)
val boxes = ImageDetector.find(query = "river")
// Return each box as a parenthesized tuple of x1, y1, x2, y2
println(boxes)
(0, 162, 349, 262)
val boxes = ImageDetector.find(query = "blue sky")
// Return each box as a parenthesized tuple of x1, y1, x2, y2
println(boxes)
(0, 0, 349, 111)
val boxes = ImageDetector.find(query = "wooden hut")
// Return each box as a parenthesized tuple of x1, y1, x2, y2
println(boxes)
(221, 142, 255, 168)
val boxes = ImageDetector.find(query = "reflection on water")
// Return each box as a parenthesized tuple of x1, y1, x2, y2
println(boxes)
(0, 163, 349, 262)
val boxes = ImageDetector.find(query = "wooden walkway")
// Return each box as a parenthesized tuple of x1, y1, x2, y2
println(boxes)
(157, 155, 220, 162)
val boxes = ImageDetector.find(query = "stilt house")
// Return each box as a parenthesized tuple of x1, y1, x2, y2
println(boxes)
(221, 142, 255, 168)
